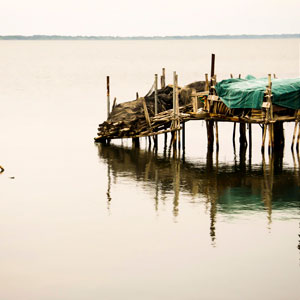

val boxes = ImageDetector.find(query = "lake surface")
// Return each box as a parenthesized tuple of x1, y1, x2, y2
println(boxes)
(0, 39, 299, 300)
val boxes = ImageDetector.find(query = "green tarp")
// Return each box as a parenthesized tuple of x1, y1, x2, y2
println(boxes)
(215, 76, 300, 109)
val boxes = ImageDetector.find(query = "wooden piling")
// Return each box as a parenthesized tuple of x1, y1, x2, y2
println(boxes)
(154, 74, 158, 115)
(132, 137, 140, 148)
(154, 74, 159, 149)
(182, 121, 186, 153)
(291, 121, 298, 150)
(161, 68, 166, 89)
(173, 71, 176, 119)
(112, 97, 117, 110)
(233, 122, 236, 146)
(164, 130, 168, 149)
(239, 123, 247, 148)
(106, 76, 110, 118)
(261, 124, 267, 153)
(172, 72, 177, 150)
(249, 123, 252, 159)
(206, 120, 214, 152)
(142, 97, 151, 128)
(296, 122, 300, 152)
(268, 124, 272, 154)
(205, 73, 209, 91)
(274, 122, 284, 151)
(215, 121, 219, 152)
(210, 54, 215, 79)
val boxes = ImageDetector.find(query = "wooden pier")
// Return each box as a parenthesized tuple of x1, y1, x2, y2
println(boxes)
(95, 55, 300, 157)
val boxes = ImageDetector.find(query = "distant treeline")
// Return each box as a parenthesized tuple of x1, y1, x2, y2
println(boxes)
(0, 34, 299, 40)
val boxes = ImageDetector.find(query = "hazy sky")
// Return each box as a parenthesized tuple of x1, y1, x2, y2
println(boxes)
(1, 0, 299, 36)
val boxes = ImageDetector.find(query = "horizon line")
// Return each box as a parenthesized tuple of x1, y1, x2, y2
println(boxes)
(0, 33, 299, 40)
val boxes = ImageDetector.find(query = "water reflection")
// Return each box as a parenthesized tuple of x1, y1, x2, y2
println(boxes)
(97, 144, 300, 243)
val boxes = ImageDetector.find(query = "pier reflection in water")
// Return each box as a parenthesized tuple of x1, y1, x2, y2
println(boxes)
(97, 144, 300, 245)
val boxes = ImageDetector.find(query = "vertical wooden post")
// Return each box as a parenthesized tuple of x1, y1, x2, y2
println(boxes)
(238, 74, 241, 79)
(192, 89, 197, 112)
(215, 121, 219, 152)
(239, 123, 247, 148)
(291, 120, 298, 150)
(274, 122, 284, 151)
(148, 136, 152, 148)
(164, 130, 168, 149)
(206, 120, 214, 152)
(136, 92, 139, 100)
(112, 97, 117, 110)
(249, 123, 252, 160)
(204, 73, 209, 111)
(154, 74, 158, 115)
(106, 76, 110, 119)
(205, 73, 209, 91)
(230, 74, 233, 78)
(173, 71, 176, 119)
(182, 121, 186, 154)
(261, 124, 267, 153)
(154, 74, 158, 149)
(296, 122, 300, 152)
(210, 54, 215, 79)
(175, 74, 180, 150)
(172, 71, 177, 150)
(233, 122, 236, 145)
(161, 68, 166, 89)
(132, 137, 140, 148)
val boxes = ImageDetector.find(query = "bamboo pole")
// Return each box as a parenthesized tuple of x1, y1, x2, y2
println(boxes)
(296, 122, 300, 152)
(205, 73, 209, 91)
(176, 74, 180, 150)
(249, 123, 252, 160)
(206, 120, 214, 152)
(210, 54, 215, 80)
(239, 123, 247, 148)
(268, 124, 272, 154)
(257, 124, 267, 153)
(291, 120, 298, 150)
(215, 121, 219, 152)
(154, 74, 158, 115)
(172, 71, 177, 150)
(112, 97, 117, 110)
(161, 68, 166, 89)
(182, 121, 186, 153)
(141, 97, 151, 128)
(154, 74, 159, 149)
(106, 76, 110, 119)
(233, 122, 236, 142)
(173, 71, 176, 119)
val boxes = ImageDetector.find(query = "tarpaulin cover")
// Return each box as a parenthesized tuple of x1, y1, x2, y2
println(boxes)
(215, 76, 300, 109)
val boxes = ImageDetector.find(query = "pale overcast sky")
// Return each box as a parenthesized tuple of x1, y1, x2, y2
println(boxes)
(1, 0, 299, 36)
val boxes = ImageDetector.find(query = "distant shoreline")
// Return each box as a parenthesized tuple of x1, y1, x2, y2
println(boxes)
(0, 34, 299, 40)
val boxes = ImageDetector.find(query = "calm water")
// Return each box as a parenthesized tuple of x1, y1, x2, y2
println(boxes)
(0, 39, 299, 300)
